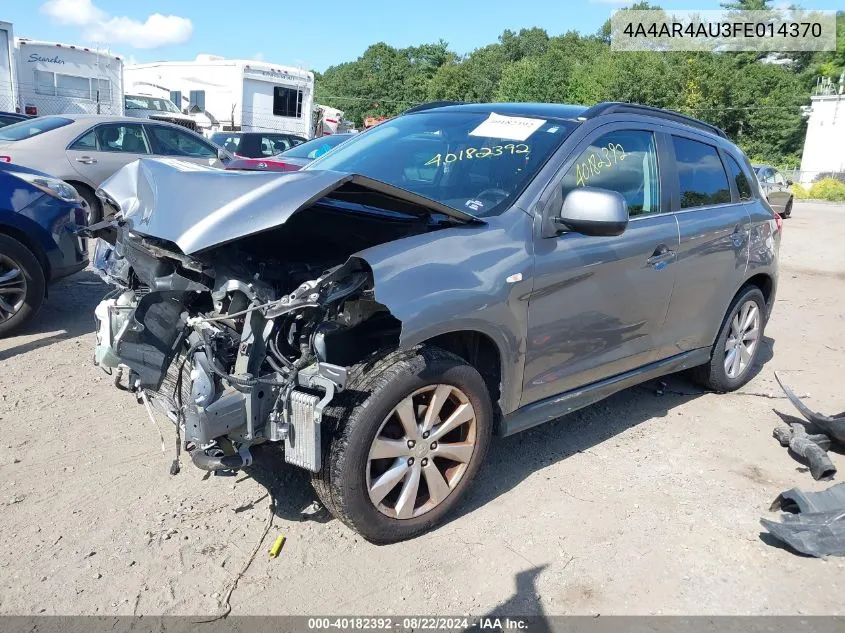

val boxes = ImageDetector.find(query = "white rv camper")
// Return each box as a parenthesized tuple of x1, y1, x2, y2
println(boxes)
(125, 55, 314, 137)
(15, 39, 124, 116)
(0, 22, 17, 113)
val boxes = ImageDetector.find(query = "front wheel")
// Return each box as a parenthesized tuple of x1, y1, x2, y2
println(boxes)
(0, 234, 46, 338)
(691, 286, 767, 392)
(781, 197, 792, 218)
(312, 347, 493, 543)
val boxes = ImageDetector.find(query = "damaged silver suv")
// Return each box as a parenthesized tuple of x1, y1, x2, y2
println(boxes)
(89, 102, 780, 543)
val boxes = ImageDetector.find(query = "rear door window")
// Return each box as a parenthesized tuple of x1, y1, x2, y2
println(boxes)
(93, 124, 151, 153)
(725, 154, 753, 201)
(671, 136, 731, 209)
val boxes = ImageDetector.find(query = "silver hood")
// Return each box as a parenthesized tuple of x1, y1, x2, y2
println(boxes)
(98, 158, 479, 255)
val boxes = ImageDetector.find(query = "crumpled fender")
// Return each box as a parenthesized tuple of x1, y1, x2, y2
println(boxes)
(352, 209, 535, 414)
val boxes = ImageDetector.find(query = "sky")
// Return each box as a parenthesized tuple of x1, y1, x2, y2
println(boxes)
(2, 0, 842, 72)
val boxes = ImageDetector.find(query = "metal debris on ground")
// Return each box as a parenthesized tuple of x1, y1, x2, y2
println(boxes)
(761, 483, 845, 558)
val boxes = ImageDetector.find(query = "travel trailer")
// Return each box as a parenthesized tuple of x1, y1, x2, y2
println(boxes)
(0, 22, 16, 113)
(125, 55, 315, 138)
(15, 39, 124, 116)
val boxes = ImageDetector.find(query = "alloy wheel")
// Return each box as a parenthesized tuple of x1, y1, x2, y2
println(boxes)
(724, 299, 760, 379)
(366, 384, 477, 519)
(0, 254, 26, 324)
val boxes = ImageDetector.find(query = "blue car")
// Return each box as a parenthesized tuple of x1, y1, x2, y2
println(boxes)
(0, 163, 88, 336)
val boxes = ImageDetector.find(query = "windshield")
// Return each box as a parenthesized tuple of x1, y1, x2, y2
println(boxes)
(281, 134, 352, 159)
(0, 116, 73, 141)
(306, 111, 576, 217)
(125, 96, 181, 114)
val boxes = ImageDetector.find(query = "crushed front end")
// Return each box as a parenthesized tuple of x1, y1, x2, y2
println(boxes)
(85, 161, 463, 475)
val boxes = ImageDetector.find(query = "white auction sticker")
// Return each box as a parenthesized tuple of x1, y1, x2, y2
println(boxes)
(469, 113, 546, 142)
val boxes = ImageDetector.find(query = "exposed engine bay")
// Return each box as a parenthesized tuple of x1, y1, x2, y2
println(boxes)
(89, 160, 477, 475)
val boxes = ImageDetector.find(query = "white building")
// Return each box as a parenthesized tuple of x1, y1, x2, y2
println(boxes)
(125, 55, 315, 138)
(799, 78, 845, 184)
(0, 22, 17, 112)
(15, 39, 124, 116)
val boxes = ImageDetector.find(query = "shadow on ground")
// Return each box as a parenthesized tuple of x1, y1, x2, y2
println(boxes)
(245, 335, 776, 535)
(0, 269, 106, 361)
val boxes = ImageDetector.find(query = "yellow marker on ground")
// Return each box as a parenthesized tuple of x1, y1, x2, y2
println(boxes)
(269, 534, 286, 558)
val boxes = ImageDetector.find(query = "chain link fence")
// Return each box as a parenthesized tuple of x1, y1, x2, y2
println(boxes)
(11, 81, 123, 116)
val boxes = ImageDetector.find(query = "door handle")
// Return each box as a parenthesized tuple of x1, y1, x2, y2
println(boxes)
(647, 245, 675, 268)
(75, 156, 97, 165)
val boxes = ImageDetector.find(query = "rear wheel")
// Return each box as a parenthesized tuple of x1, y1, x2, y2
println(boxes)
(0, 234, 46, 338)
(691, 286, 766, 392)
(312, 347, 493, 543)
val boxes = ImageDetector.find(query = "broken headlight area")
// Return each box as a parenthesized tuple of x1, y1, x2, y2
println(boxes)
(93, 230, 402, 475)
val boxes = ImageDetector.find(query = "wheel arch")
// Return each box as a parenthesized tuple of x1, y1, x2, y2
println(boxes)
(416, 329, 505, 422)
(0, 221, 50, 282)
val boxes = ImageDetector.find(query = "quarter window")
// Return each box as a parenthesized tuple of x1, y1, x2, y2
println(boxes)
(672, 136, 731, 209)
(725, 155, 753, 201)
(273, 86, 303, 118)
(561, 130, 661, 217)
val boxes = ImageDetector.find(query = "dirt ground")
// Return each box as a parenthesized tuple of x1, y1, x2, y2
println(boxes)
(1, 200, 844, 617)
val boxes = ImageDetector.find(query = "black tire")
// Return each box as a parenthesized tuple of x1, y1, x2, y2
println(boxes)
(312, 346, 493, 544)
(0, 234, 46, 338)
(77, 185, 102, 225)
(690, 285, 767, 392)
(781, 197, 792, 219)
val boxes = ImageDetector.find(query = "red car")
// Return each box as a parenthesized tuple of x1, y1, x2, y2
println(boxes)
(225, 133, 354, 172)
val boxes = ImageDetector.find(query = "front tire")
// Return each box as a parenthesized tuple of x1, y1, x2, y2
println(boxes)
(781, 197, 793, 219)
(691, 286, 767, 392)
(312, 347, 493, 544)
(0, 234, 46, 338)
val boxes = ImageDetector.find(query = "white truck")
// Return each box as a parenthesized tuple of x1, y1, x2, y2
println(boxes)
(15, 39, 124, 116)
(0, 22, 17, 113)
(125, 55, 314, 138)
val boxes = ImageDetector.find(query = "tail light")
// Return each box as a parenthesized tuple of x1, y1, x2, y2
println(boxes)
(0, 156, 10, 163)
(24, 105, 37, 116)
(774, 212, 783, 232)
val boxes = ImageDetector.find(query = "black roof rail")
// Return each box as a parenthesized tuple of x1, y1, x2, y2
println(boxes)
(581, 102, 728, 139)
(402, 101, 464, 115)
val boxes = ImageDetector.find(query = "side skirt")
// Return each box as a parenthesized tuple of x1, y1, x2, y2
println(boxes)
(498, 348, 711, 437)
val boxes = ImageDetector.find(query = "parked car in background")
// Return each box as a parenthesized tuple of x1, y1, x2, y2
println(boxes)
(0, 115, 231, 223)
(753, 164, 794, 217)
(210, 131, 307, 158)
(0, 162, 87, 336)
(225, 133, 354, 171)
(90, 101, 780, 543)
(124, 94, 198, 132)
(0, 111, 30, 127)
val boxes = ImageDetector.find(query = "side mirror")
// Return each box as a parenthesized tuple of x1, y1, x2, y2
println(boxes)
(217, 148, 230, 163)
(555, 187, 628, 237)
(786, 179, 793, 186)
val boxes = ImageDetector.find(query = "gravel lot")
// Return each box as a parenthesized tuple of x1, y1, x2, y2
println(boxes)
(1, 200, 843, 616)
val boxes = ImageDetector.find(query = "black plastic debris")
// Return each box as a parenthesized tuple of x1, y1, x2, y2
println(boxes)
(761, 483, 845, 557)
(771, 482, 845, 514)
(773, 372, 842, 480)
(776, 372, 845, 443)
